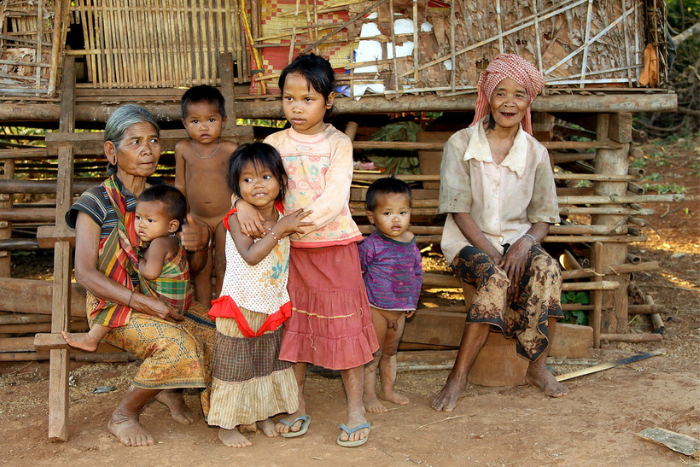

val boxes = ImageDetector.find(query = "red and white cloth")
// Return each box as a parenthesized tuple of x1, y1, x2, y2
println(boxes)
(470, 54, 545, 135)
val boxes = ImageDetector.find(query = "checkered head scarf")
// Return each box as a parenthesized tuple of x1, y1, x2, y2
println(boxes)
(470, 54, 545, 135)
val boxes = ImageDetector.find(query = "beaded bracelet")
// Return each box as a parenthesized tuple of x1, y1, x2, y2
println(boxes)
(523, 233, 539, 245)
(267, 227, 281, 243)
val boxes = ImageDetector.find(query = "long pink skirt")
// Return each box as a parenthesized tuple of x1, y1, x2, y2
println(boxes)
(279, 243, 379, 370)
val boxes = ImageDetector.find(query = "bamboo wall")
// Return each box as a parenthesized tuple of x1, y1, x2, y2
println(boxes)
(0, 0, 669, 97)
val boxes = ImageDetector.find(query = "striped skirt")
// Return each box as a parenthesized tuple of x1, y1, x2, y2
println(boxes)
(207, 307, 298, 429)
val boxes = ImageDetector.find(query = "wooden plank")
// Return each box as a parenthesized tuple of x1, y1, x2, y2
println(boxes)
(637, 428, 700, 458)
(401, 309, 464, 347)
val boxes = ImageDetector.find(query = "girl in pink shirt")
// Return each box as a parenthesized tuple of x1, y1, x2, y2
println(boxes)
(236, 53, 378, 448)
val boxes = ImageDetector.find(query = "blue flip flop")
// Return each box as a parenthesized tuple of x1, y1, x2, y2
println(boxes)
(337, 422, 371, 447)
(279, 415, 311, 438)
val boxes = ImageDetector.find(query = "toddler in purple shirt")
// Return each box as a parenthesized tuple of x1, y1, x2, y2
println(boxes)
(358, 177, 423, 413)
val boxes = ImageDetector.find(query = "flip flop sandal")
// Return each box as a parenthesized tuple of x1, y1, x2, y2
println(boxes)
(336, 422, 371, 447)
(279, 415, 311, 438)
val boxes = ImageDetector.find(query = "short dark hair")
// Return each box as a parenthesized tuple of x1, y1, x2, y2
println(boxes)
(181, 85, 226, 120)
(137, 185, 188, 232)
(365, 177, 412, 212)
(279, 53, 335, 117)
(227, 142, 287, 202)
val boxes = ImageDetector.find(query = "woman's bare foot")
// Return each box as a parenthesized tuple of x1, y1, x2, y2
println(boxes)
(525, 364, 570, 397)
(155, 390, 199, 424)
(108, 412, 154, 447)
(258, 418, 278, 438)
(431, 374, 467, 412)
(364, 393, 388, 413)
(218, 427, 252, 448)
(339, 407, 370, 443)
(380, 388, 409, 405)
(61, 331, 100, 352)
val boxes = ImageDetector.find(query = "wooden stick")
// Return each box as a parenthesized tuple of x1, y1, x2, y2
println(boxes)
(646, 295, 665, 334)
(592, 242, 604, 347)
(600, 333, 663, 343)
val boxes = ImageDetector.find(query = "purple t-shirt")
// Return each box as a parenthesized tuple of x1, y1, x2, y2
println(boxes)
(358, 230, 423, 311)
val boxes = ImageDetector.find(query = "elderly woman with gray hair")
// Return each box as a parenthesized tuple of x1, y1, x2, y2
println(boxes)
(65, 104, 215, 446)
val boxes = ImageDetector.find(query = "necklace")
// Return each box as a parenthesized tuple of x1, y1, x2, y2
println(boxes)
(192, 140, 221, 160)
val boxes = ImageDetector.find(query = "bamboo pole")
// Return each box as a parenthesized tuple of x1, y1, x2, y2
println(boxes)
(646, 294, 665, 334)
(600, 333, 662, 343)
(628, 304, 667, 315)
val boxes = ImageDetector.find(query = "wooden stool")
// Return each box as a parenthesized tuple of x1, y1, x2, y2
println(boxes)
(460, 281, 529, 387)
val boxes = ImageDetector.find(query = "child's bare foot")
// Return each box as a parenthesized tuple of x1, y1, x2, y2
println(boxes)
(108, 412, 154, 447)
(431, 374, 467, 412)
(363, 393, 388, 413)
(257, 418, 278, 438)
(380, 388, 409, 405)
(218, 427, 252, 448)
(276, 411, 310, 437)
(525, 365, 570, 397)
(339, 407, 370, 444)
(155, 389, 199, 424)
(61, 331, 99, 352)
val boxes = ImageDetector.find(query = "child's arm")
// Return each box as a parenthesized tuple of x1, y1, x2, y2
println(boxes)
(139, 236, 178, 280)
(228, 209, 312, 265)
(174, 141, 189, 208)
(233, 198, 267, 238)
(357, 236, 375, 275)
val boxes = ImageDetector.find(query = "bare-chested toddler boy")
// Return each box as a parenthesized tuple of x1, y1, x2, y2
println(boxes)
(175, 85, 239, 306)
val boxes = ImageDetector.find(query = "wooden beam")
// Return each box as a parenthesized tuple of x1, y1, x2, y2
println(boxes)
(0, 92, 678, 123)
(48, 56, 76, 443)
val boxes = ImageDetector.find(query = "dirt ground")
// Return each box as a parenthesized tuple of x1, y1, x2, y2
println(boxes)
(1, 135, 698, 467)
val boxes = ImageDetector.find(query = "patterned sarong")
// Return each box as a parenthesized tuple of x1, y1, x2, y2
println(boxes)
(452, 244, 563, 362)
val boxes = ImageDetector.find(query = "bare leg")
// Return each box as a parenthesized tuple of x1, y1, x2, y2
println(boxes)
(276, 363, 308, 434)
(218, 427, 252, 447)
(364, 308, 388, 413)
(525, 317, 570, 397)
(194, 248, 213, 307)
(339, 366, 370, 443)
(213, 222, 227, 298)
(257, 418, 278, 438)
(155, 389, 199, 424)
(62, 324, 110, 352)
(431, 322, 491, 412)
(378, 313, 409, 405)
(108, 385, 161, 446)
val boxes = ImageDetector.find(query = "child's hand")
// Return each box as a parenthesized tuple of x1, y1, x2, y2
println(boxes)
(236, 198, 267, 238)
(180, 214, 210, 252)
(276, 209, 314, 237)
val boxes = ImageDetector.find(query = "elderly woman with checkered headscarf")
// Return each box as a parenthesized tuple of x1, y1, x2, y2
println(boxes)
(433, 54, 569, 411)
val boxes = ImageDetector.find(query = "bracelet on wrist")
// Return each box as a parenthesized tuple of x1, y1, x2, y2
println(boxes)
(267, 227, 281, 243)
(523, 233, 539, 245)
(127, 289, 136, 308)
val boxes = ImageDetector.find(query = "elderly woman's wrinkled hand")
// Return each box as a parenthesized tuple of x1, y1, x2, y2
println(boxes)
(498, 236, 534, 302)
(133, 293, 184, 323)
(179, 213, 210, 252)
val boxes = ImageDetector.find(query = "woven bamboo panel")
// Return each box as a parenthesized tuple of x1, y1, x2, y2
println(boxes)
(0, 0, 63, 96)
(70, 0, 249, 88)
(253, 0, 661, 97)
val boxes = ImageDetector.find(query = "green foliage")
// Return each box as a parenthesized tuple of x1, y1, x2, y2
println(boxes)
(642, 182, 689, 194)
(560, 291, 590, 326)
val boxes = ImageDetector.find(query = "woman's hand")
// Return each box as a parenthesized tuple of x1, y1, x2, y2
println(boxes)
(131, 292, 184, 323)
(236, 199, 267, 238)
(498, 236, 535, 302)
